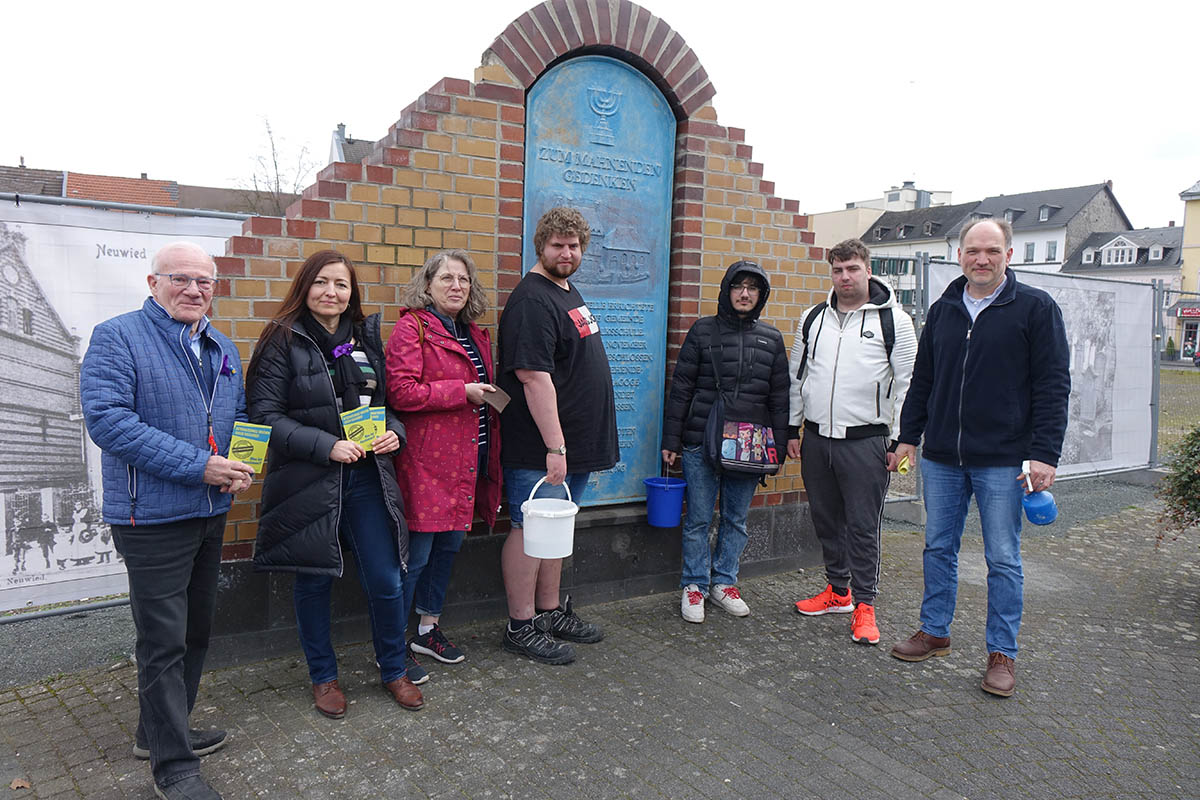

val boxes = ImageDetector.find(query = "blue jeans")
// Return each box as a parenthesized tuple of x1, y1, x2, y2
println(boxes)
(680, 447, 759, 593)
(504, 468, 590, 528)
(919, 458, 1025, 659)
(294, 468, 408, 684)
(404, 529, 466, 618)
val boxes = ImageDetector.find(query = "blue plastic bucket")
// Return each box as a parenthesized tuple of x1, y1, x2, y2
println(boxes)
(644, 477, 687, 528)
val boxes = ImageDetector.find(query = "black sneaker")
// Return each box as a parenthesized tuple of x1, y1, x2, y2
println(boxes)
(502, 615, 575, 664)
(409, 624, 466, 664)
(544, 595, 604, 643)
(134, 728, 228, 760)
(153, 774, 222, 799)
(405, 654, 429, 685)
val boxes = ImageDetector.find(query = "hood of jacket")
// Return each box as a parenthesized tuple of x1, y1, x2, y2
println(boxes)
(827, 276, 899, 312)
(717, 260, 771, 323)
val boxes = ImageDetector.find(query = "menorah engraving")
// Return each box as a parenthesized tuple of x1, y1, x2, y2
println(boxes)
(587, 87, 621, 146)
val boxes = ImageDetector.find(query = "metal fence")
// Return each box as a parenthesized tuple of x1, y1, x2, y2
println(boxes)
(1155, 286, 1200, 463)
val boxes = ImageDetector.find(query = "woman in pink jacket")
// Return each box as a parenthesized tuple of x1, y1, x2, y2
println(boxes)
(386, 249, 502, 682)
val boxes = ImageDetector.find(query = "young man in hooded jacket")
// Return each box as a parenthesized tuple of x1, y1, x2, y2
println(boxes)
(787, 238, 917, 645)
(661, 260, 790, 622)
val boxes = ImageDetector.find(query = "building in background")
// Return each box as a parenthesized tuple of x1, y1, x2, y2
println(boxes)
(809, 180, 951, 249)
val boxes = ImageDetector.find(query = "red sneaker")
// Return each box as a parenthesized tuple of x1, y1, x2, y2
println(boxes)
(794, 584, 854, 616)
(850, 603, 880, 645)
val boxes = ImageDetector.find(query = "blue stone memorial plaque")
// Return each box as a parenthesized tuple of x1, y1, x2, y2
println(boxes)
(523, 55, 676, 505)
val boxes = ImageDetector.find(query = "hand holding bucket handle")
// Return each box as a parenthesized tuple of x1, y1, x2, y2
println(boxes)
(528, 476, 572, 505)
(1021, 460, 1034, 494)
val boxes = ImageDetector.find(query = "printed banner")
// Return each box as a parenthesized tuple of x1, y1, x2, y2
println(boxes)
(0, 200, 241, 612)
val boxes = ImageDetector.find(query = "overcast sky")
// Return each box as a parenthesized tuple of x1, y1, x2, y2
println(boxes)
(6, 0, 1196, 228)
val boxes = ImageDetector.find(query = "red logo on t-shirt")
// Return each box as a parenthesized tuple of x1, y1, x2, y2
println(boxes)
(568, 304, 599, 338)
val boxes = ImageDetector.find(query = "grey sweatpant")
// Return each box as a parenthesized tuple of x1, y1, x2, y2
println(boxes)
(800, 432, 890, 606)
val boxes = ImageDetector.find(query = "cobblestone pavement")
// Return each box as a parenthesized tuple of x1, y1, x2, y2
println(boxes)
(2, 490, 1198, 799)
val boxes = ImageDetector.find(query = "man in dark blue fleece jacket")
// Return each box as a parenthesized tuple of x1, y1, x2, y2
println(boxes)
(888, 218, 1070, 698)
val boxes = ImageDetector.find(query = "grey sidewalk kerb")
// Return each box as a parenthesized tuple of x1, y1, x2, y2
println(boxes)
(2, 478, 1197, 799)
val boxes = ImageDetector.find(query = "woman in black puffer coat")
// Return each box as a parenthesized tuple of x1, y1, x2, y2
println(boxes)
(246, 250, 422, 716)
(661, 260, 790, 623)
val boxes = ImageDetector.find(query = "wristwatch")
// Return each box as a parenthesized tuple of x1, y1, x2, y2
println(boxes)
(547, 444, 567, 455)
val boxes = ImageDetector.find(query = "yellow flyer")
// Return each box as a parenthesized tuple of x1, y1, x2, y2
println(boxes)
(340, 405, 384, 451)
(229, 421, 271, 473)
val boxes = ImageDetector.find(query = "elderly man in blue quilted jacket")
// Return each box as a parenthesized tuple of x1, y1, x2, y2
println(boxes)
(81, 242, 252, 800)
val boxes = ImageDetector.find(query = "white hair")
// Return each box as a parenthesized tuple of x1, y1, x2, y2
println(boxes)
(151, 242, 216, 275)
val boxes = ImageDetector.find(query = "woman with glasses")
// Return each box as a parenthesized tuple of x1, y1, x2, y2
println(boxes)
(246, 249, 421, 716)
(385, 250, 501, 680)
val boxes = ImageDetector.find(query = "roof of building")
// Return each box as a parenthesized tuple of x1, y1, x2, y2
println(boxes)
(64, 172, 179, 207)
(1182, 179, 1200, 200)
(0, 165, 65, 196)
(947, 182, 1132, 238)
(859, 201, 981, 245)
(1061, 226, 1183, 273)
(341, 138, 374, 165)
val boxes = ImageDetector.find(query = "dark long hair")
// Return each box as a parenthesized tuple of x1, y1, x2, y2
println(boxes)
(246, 250, 363, 388)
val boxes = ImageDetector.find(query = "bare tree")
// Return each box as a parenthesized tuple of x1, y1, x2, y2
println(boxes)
(239, 119, 315, 217)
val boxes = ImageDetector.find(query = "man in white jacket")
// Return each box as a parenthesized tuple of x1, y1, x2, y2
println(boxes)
(786, 239, 917, 645)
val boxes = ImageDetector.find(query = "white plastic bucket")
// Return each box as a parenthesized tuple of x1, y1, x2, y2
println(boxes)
(521, 477, 578, 558)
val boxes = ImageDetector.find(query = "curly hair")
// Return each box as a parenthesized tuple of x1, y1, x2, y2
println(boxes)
(533, 207, 591, 256)
(399, 249, 488, 321)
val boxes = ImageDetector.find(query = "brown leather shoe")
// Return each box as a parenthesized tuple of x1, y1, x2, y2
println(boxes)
(890, 630, 952, 662)
(981, 652, 1016, 697)
(312, 679, 346, 719)
(383, 676, 424, 711)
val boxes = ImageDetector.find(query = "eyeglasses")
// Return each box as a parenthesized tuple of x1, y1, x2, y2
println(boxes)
(435, 274, 471, 288)
(156, 273, 219, 292)
(731, 282, 760, 294)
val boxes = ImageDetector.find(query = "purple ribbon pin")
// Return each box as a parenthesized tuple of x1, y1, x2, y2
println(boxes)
(331, 343, 354, 359)
(220, 355, 236, 376)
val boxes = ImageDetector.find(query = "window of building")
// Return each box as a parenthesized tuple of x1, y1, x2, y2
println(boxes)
(1004, 210, 1014, 223)
(1024, 242, 1035, 262)
(923, 221, 939, 236)
(887, 192, 900, 202)
(900, 289, 915, 305)
(874, 227, 889, 241)
(1039, 206, 1049, 222)
(1102, 245, 1135, 265)
(21, 308, 33, 336)
(1150, 246, 1163, 261)
(1082, 249, 1094, 264)
(1046, 241, 1058, 261)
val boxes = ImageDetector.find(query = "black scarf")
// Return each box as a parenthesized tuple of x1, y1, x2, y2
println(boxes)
(300, 311, 367, 410)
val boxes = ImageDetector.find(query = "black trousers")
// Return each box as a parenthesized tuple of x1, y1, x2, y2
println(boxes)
(112, 514, 225, 787)
(800, 433, 889, 606)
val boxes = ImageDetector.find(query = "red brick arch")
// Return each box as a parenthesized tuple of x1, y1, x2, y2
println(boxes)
(483, 0, 715, 117)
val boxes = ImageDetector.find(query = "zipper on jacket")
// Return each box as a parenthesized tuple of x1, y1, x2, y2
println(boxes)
(875, 383, 881, 417)
(179, 327, 221, 517)
(127, 464, 137, 526)
(827, 320, 845, 443)
(956, 324, 973, 466)
(293, 324, 349, 578)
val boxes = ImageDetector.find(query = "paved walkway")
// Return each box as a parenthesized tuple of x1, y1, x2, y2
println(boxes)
(2, 483, 1198, 799)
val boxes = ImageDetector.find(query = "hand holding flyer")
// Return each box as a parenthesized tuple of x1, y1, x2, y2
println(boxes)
(229, 422, 271, 472)
(340, 406, 386, 451)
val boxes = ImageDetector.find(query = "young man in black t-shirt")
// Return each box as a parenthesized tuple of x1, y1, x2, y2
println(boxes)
(497, 207, 619, 664)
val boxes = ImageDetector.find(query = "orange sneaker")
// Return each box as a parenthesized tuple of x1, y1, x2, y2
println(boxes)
(850, 603, 880, 645)
(794, 584, 854, 616)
